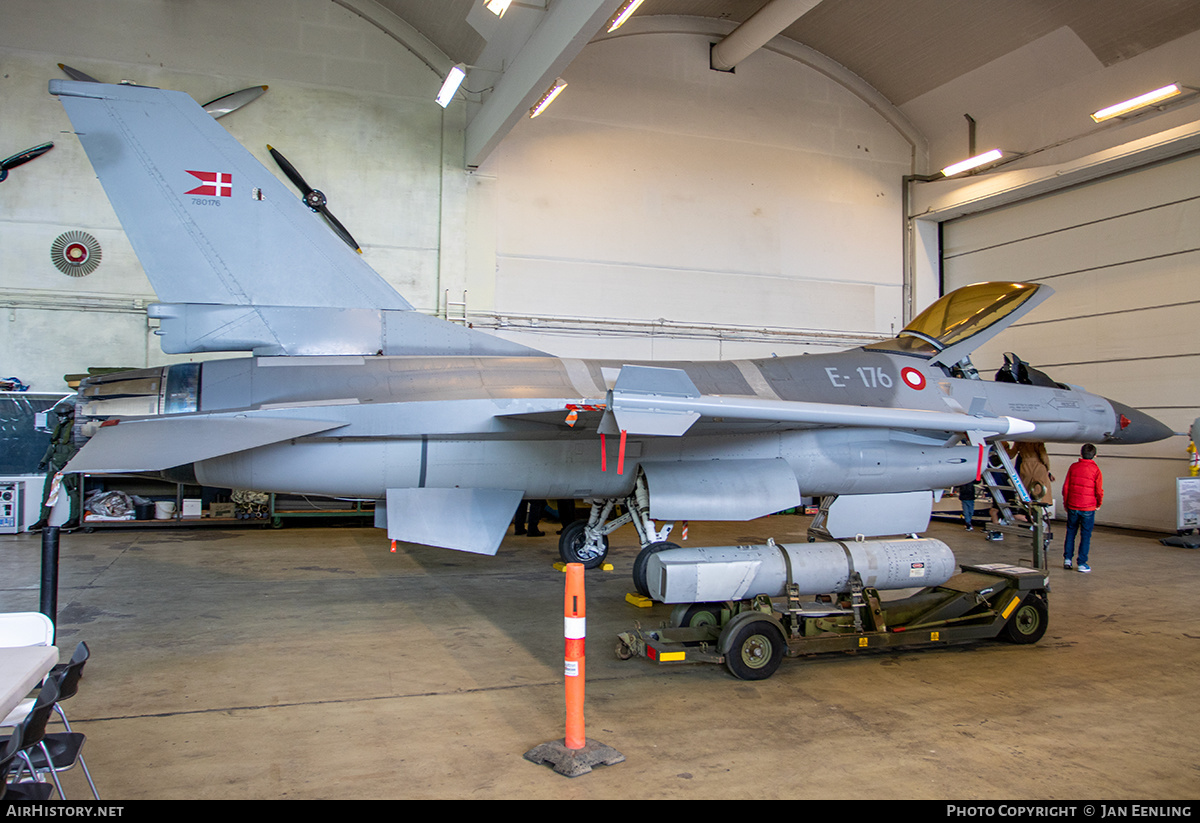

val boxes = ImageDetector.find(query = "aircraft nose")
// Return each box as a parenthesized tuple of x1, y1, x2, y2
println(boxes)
(1106, 401, 1174, 444)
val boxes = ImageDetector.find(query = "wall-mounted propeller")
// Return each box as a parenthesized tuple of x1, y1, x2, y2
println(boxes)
(202, 86, 269, 119)
(58, 63, 267, 119)
(57, 63, 101, 83)
(267, 145, 363, 254)
(0, 142, 54, 183)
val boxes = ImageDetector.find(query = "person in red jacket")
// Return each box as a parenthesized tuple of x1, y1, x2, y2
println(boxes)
(1062, 444, 1104, 573)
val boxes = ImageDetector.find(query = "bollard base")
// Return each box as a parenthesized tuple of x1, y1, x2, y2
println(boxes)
(523, 738, 625, 778)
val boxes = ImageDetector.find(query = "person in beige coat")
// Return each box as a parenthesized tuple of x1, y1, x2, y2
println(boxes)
(1016, 442, 1054, 511)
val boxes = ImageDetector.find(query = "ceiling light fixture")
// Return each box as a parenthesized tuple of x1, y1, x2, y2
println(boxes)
(941, 149, 1004, 178)
(484, 0, 513, 17)
(1091, 83, 1183, 122)
(529, 77, 567, 118)
(436, 64, 467, 108)
(606, 0, 645, 32)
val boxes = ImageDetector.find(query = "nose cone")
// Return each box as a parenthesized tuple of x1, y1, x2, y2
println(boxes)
(1105, 401, 1174, 445)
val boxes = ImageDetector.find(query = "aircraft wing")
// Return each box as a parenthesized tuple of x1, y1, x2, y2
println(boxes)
(65, 416, 347, 474)
(602, 365, 1034, 438)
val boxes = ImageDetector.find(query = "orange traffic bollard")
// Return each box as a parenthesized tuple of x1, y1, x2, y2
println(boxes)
(564, 563, 586, 749)
(523, 563, 625, 777)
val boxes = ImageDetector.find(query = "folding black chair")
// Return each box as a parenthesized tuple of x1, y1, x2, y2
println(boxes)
(0, 714, 55, 801)
(1, 664, 99, 800)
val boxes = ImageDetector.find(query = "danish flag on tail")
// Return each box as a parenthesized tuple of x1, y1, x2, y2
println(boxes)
(186, 170, 233, 196)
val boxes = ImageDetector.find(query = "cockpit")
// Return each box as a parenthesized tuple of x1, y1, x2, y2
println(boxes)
(865, 281, 1063, 386)
(866, 282, 1043, 358)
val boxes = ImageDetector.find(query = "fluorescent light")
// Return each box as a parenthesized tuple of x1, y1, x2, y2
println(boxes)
(607, 0, 645, 32)
(436, 65, 466, 108)
(941, 149, 1004, 178)
(529, 77, 567, 118)
(1091, 83, 1183, 122)
(484, 0, 512, 17)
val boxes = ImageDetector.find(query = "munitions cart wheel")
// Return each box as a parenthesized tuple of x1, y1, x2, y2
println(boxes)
(632, 541, 680, 597)
(671, 602, 725, 629)
(723, 619, 786, 681)
(615, 638, 634, 660)
(1001, 595, 1048, 644)
(558, 520, 609, 569)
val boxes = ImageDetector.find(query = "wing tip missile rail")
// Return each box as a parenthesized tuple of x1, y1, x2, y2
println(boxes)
(616, 540, 1049, 680)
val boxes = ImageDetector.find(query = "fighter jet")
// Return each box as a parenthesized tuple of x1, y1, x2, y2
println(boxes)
(50, 80, 1172, 572)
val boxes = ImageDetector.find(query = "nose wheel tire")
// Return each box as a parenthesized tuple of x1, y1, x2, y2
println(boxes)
(558, 520, 609, 569)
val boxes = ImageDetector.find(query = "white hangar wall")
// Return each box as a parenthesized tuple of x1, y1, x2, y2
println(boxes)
(476, 28, 914, 361)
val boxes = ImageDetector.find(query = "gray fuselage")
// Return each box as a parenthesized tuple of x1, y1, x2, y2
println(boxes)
(170, 347, 1127, 501)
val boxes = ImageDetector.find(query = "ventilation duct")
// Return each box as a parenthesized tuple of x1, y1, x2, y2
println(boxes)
(710, 0, 823, 71)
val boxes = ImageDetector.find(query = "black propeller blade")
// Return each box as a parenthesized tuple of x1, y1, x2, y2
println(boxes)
(57, 63, 101, 83)
(0, 142, 54, 183)
(267, 145, 362, 254)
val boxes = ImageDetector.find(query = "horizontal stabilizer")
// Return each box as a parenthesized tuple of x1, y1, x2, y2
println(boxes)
(151, 303, 546, 357)
(65, 416, 346, 473)
(385, 488, 524, 555)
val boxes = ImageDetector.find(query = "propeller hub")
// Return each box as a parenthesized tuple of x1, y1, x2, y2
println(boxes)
(304, 189, 327, 210)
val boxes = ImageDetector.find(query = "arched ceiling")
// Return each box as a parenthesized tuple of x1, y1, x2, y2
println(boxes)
(361, 0, 1200, 165)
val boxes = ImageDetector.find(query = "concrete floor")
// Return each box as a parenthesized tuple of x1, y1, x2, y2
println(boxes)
(2, 512, 1199, 800)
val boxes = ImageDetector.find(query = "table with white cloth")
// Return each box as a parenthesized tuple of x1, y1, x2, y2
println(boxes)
(0, 645, 58, 722)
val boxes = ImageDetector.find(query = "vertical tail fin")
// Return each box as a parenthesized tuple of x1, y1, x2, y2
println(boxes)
(50, 79, 411, 311)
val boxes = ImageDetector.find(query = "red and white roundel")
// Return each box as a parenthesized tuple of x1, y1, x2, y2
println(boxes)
(65, 243, 90, 264)
(900, 367, 926, 390)
(50, 230, 102, 276)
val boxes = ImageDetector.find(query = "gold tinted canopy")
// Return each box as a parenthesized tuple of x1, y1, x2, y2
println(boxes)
(868, 282, 1043, 357)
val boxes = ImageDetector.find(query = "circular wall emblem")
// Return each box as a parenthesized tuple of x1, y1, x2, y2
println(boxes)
(900, 367, 926, 390)
(50, 231, 102, 276)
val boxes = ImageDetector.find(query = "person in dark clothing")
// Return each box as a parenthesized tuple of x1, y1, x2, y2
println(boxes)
(956, 479, 977, 531)
(30, 403, 81, 531)
(555, 499, 578, 535)
(513, 499, 546, 537)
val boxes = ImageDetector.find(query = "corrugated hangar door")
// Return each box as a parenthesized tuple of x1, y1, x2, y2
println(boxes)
(940, 151, 1200, 532)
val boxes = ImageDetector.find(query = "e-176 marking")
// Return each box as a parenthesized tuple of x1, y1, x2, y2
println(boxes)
(825, 366, 893, 389)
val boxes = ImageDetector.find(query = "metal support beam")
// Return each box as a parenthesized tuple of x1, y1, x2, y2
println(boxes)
(465, 0, 624, 168)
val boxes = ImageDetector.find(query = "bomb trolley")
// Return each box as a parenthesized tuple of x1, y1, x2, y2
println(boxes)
(616, 562, 1049, 680)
